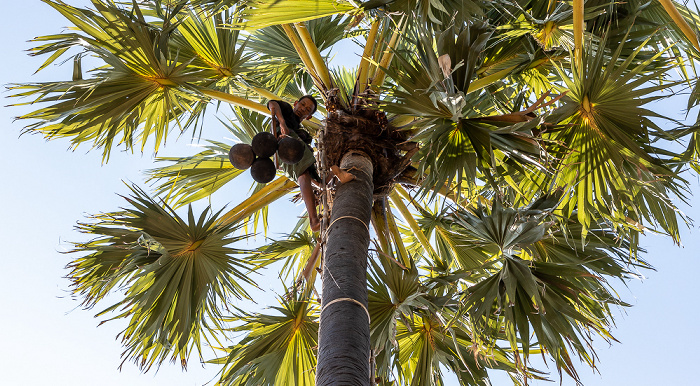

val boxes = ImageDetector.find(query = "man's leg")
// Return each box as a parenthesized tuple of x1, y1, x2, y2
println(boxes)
(298, 170, 320, 232)
(299, 166, 355, 232)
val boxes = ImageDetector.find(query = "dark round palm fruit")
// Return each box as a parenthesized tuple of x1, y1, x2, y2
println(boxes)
(250, 157, 276, 183)
(228, 143, 255, 169)
(251, 132, 278, 158)
(277, 137, 305, 164)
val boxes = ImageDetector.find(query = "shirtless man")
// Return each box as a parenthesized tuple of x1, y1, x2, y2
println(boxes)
(268, 96, 353, 232)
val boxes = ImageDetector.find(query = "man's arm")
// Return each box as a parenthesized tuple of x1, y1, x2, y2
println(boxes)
(267, 101, 290, 137)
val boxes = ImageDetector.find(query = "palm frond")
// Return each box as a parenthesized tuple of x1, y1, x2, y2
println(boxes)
(368, 255, 426, 379)
(66, 184, 256, 370)
(252, 232, 317, 280)
(229, 0, 357, 30)
(173, 7, 252, 82)
(535, 33, 689, 240)
(451, 200, 639, 382)
(146, 106, 272, 208)
(211, 288, 318, 386)
(147, 140, 243, 208)
(10, 0, 211, 161)
(379, 21, 549, 195)
(394, 309, 520, 386)
(247, 15, 351, 93)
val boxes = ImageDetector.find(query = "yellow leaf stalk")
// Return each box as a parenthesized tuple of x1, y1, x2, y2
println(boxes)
(659, 0, 700, 51)
(216, 177, 298, 227)
(371, 17, 405, 89)
(198, 88, 270, 115)
(281, 24, 324, 90)
(573, 0, 584, 67)
(467, 65, 518, 93)
(390, 187, 439, 261)
(294, 22, 333, 90)
(357, 19, 381, 93)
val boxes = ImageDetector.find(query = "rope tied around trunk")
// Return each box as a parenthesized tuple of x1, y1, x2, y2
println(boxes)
(326, 215, 370, 235)
(321, 297, 371, 323)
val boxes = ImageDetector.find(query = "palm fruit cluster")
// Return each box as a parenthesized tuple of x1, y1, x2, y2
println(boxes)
(229, 132, 306, 183)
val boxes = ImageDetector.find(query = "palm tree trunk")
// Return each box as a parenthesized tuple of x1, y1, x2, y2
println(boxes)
(316, 151, 374, 386)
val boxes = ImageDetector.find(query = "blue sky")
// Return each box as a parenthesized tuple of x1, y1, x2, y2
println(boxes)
(1, 2, 699, 385)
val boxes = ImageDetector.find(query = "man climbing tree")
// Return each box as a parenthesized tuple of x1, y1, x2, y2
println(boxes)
(268, 96, 323, 231)
(268, 96, 353, 232)
(11, 0, 700, 385)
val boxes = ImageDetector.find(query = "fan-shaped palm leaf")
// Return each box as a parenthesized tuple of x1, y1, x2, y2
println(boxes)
(529, 33, 689, 239)
(368, 255, 428, 380)
(211, 288, 319, 385)
(146, 107, 270, 208)
(395, 309, 521, 386)
(173, 7, 252, 82)
(66, 184, 256, 370)
(10, 0, 214, 160)
(451, 199, 637, 382)
(147, 140, 243, 208)
(380, 21, 549, 195)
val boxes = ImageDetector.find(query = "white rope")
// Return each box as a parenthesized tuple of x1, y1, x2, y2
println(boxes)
(327, 215, 370, 233)
(321, 297, 371, 323)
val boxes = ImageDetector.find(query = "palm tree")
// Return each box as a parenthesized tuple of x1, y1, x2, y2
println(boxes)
(10, 0, 700, 384)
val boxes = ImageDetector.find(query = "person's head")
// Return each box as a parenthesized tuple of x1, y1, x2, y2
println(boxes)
(293, 95, 317, 120)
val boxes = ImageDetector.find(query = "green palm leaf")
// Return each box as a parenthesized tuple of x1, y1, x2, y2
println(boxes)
(66, 184, 255, 370)
(229, 0, 357, 30)
(10, 0, 210, 161)
(418, 203, 500, 271)
(368, 256, 428, 380)
(535, 33, 689, 239)
(174, 7, 252, 82)
(145, 107, 276, 210)
(212, 288, 319, 385)
(147, 140, 243, 208)
(252, 231, 317, 280)
(451, 199, 637, 382)
(380, 22, 549, 195)
(395, 310, 519, 386)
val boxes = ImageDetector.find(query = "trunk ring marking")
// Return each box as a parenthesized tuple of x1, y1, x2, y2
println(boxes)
(326, 215, 369, 232)
(321, 297, 371, 323)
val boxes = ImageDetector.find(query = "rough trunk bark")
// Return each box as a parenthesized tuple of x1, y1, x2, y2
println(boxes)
(316, 151, 374, 386)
